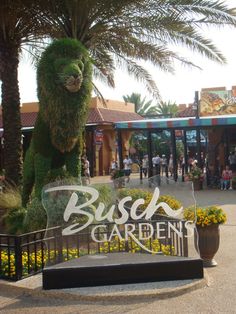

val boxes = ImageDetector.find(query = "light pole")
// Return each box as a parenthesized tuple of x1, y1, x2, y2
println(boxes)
(193, 91, 199, 119)
(193, 91, 202, 167)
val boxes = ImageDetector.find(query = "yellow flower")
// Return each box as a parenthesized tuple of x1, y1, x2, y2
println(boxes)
(184, 205, 226, 227)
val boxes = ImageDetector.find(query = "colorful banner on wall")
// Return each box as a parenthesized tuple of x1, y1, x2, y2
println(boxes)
(94, 129, 103, 145)
(200, 89, 236, 116)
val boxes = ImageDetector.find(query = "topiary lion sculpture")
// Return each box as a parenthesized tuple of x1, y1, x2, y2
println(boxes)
(22, 38, 92, 206)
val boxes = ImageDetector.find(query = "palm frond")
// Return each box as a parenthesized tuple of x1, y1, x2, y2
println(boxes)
(92, 82, 107, 108)
(34, 0, 236, 98)
(116, 56, 161, 100)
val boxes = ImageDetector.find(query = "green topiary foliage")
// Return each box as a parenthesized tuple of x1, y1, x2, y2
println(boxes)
(23, 198, 47, 232)
(22, 38, 92, 206)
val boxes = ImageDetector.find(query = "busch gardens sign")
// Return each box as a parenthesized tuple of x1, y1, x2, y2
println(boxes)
(43, 182, 196, 255)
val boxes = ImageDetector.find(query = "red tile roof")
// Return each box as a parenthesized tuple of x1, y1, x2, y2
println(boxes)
(177, 107, 196, 117)
(21, 112, 38, 127)
(87, 108, 143, 124)
(87, 108, 104, 124)
(0, 108, 143, 129)
(0, 112, 38, 128)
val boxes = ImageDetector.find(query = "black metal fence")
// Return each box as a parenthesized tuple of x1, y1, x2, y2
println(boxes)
(0, 218, 188, 281)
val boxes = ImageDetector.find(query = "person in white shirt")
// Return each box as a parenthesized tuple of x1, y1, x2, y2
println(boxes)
(123, 155, 132, 182)
(82, 156, 90, 184)
(111, 159, 118, 171)
(142, 155, 149, 178)
(152, 154, 161, 175)
(161, 154, 167, 176)
(168, 154, 174, 177)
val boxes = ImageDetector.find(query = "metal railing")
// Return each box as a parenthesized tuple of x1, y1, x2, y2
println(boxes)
(0, 217, 188, 281)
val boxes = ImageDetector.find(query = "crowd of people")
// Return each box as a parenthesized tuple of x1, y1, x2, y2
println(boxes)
(82, 149, 236, 190)
(109, 153, 185, 185)
(217, 151, 236, 190)
(206, 151, 236, 190)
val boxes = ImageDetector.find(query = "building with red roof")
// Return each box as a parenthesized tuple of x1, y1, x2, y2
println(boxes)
(0, 97, 143, 176)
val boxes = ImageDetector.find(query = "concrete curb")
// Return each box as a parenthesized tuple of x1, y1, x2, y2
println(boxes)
(0, 271, 209, 302)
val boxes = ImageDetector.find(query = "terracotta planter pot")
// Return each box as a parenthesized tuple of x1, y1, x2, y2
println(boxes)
(195, 224, 220, 267)
(193, 180, 203, 191)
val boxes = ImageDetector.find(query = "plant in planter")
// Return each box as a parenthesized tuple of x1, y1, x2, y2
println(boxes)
(184, 166, 204, 190)
(184, 205, 227, 267)
(110, 169, 125, 188)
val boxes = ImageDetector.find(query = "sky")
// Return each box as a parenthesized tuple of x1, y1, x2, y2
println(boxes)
(18, 0, 236, 106)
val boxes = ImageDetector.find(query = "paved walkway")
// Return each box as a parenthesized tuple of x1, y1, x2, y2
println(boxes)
(0, 180, 236, 313)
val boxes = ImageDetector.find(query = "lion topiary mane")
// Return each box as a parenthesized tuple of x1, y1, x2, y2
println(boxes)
(22, 38, 92, 206)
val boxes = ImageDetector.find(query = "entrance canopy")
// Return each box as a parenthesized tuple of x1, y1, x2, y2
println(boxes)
(115, 115, 236, 130)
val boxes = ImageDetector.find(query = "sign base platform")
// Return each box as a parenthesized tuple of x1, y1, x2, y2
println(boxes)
(43, 253, 203, 290)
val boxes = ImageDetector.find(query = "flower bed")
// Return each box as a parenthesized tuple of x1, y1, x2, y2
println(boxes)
(0, 239, 175, 278)
(99, 236, 175, 256)
(118, 188, 182, 215)
(0, 249, 80, 278)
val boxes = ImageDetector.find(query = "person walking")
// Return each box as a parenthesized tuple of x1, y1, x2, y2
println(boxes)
(168, 154, 174, 177)
(152, 154, 161, 176)
(161, 154, 168, 177)
(123, 155, 132, 183)
(151, 154, 161, 185)
(142, 155, 149, 178)
(110, 159, 118, 173)
(179, 154, 185, 177)
(82, 156, 90, 185)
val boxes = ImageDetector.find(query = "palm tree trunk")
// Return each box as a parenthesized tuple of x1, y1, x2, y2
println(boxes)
(1, 43, 22, 185)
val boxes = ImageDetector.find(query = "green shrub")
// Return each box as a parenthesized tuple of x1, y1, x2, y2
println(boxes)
(44, 169, 69, 183)
(23, 198, 47, 232)
(0, 185, 24, 234)
(92, 184, 115, 207)
(0, 185, 21, 211)
(118, 188, 151, 201)
(3, 207, 26, 234)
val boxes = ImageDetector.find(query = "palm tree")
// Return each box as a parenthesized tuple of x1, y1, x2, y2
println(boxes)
(2, 0, 236, 185)
(123, 92, 158, 116)
(156, 101, 179, 118)
(0, 0, 50, 185)
(123, 93, 145, 113)
(138, 103, 160, 117)
(42, 0, 236, 99)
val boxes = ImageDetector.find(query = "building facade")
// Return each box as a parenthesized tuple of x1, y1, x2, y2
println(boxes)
(0, 97, 143, 176)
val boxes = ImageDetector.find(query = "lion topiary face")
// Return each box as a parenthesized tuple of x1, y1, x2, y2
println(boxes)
(55, 58, 84, 93)
(37, 38, 92, 153)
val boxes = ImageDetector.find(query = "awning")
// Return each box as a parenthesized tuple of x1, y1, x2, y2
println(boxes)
(114, 115, 236, 130)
